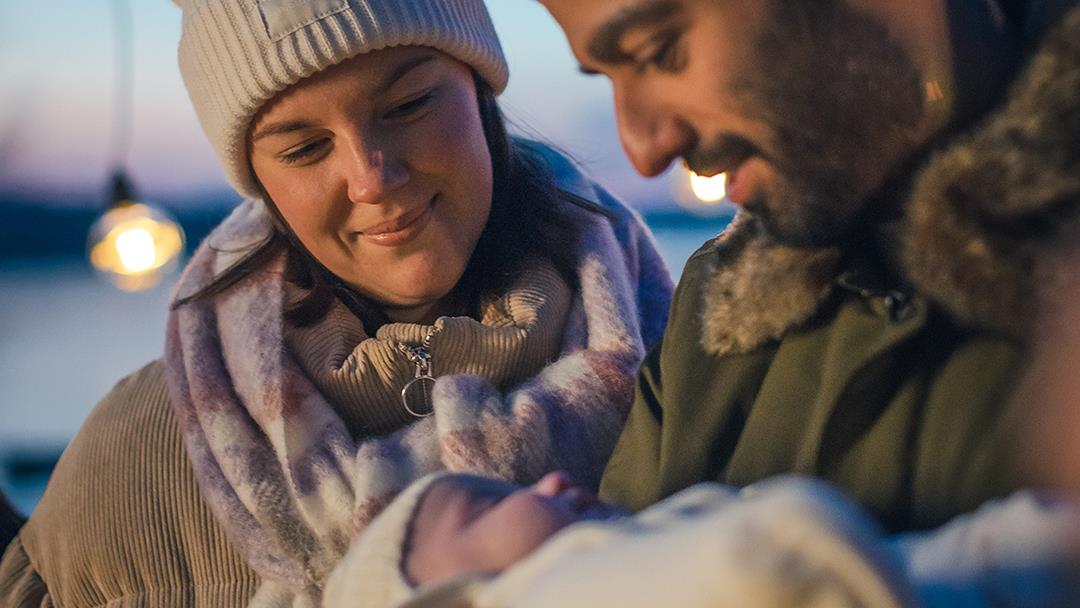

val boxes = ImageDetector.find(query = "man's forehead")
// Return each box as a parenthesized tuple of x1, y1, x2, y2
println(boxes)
(545, 1, 681, 32)
(541, 0, 684, 60)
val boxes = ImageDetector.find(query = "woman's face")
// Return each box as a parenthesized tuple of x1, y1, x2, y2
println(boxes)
(249, 47, 493, 324)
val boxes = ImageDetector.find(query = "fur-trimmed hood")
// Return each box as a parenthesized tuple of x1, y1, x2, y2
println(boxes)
(701, 3, 1080, 356)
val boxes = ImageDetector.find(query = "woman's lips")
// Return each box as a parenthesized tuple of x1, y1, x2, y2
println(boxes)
(356, 197, 435, 247)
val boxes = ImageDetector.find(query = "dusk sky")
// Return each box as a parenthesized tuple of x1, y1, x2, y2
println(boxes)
(0, 1, 684, 210)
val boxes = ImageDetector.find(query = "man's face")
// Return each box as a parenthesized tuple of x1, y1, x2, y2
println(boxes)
(541, 0, 927, 246)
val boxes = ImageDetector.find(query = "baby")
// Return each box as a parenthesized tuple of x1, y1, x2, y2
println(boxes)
(405, 471, 626, 587)
(325, 471, 1080, 607)
(323, 472, 932, 607)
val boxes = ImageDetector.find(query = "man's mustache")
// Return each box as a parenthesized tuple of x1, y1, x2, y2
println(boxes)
(683, 135, 760, 176)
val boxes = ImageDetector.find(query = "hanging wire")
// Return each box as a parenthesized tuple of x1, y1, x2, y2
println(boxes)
(109, 0, 135, 175)
(90, 0, 186, 290)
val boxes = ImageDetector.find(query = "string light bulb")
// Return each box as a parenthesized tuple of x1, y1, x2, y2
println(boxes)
(87, 172, 185, 291)
(87, 0, 184, 291)
(689, 171, 728, 203)
(672, 165, 732, 216)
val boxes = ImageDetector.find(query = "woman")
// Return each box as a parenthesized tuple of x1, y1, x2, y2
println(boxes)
(0, 1, 672, 605)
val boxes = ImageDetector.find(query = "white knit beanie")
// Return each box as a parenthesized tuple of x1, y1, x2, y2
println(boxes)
(175, 0, 509, 198)
(322, 471, 453, 608)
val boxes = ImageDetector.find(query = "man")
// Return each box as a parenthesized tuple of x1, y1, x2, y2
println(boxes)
(538, 0, 1080, 531)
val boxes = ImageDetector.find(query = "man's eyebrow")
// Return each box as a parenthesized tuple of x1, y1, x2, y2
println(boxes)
(250, 54, 437, 143)
(586, 0, 681, 66)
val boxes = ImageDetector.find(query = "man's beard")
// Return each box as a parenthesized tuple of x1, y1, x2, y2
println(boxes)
(688, 0, 926, 247)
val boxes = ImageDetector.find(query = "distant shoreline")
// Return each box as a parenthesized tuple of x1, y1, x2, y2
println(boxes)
(0, 193, 733, 259)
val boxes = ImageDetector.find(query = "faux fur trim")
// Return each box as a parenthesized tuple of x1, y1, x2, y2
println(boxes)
(701, 214, 842, 355)
(701, 4, 1080, 353)
(905, 3, 1080, 337)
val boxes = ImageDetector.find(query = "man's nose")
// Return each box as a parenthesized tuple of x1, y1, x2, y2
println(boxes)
(344, 142, 409, 204)
(614, 83, 695, 178)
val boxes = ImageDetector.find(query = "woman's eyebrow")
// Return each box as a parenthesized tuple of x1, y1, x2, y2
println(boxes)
(376, 54, 438, 95)
(250, 120, 314, 143)
(250, 54, 438, 143)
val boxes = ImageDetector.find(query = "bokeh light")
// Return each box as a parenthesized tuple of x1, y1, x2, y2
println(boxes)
(87, 202, 184, 291)
(689, 171, 728, 203)
(672, 166, 734, 217)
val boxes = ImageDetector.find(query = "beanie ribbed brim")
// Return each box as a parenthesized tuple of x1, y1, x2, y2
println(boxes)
(177, 0, 509, 198)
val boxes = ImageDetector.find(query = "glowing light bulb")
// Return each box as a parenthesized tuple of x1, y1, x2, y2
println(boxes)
(115, 227, 157, 272)
(88, 203, 185, 291)
(671, 165, 735, 218)
(689, 171, 727, 203)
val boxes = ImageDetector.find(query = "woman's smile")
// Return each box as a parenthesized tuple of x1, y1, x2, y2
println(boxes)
(354, 196, 437, 247)
(249, 47, 493, 317)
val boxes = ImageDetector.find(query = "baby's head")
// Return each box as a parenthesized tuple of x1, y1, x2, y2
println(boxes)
(406, 471, 622, 584)
(325, 471, 624, 607)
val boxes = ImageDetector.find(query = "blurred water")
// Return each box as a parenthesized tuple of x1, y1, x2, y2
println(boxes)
(0, 221, 729, 516)
(650, 222, 726, 273)
(0, 260, 174, 516)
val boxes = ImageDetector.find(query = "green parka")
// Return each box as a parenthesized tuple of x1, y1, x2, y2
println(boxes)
(601, 1, 1080, 532)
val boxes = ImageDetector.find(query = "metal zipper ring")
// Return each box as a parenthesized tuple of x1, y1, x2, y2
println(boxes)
(401, 375, 436, 417)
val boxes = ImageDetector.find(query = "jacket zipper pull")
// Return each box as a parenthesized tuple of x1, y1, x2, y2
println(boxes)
(397, 332, 438, 418)
(884, 290, 914, 322)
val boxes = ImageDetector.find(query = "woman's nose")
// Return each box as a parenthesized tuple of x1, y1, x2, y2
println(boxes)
(531, 471, 576, 497)
(345, 146, 409, 204)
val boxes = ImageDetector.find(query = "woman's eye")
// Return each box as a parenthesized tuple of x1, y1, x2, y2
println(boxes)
(279, 139, 329, 165)
(385, 91, 435, 120)
(637, 33, 686, 75)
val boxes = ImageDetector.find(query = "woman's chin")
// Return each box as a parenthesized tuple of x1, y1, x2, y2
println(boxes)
(377, 291, 454, 325)
(337, 258, 468, 323)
